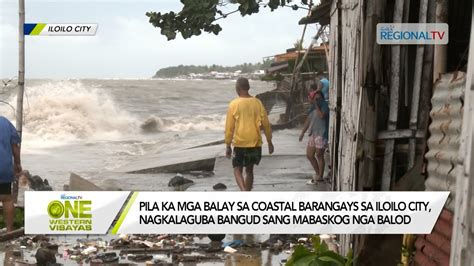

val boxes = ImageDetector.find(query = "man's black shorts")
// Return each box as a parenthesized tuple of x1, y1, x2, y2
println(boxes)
(0, 182, 12, 195)
(232, 147, 262, 168)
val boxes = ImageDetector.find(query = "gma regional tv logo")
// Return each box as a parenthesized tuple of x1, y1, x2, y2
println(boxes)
(47, 194, 92, 231)
(377, 23, 448, 45)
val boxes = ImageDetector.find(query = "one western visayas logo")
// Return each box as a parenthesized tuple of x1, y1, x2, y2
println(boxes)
(47, 194, 92, 231)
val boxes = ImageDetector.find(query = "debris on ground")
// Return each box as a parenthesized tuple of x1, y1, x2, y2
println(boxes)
(35, 247, 56, 265)
(19, 171, 53, 191)
(222, 239, 243, 248)
(212, 183, 227, 190)
(224, 246, 237, 254)
(297, 237, 308, 243)
(2, 233, 332, 265)
(168, 174, 194, 187)
(262, 234, 312, 252)
(208, 234, 226, 242)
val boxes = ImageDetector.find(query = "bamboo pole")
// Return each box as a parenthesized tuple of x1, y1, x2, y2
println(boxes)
(361, 0, 377, 190)
(381, 0, 404, 191)
(400, 234, 416, 266)
(402, 0, 410, 107)
(408, 0, 428, 169)
(294, 26, 324, 73)
(418, 0, 436, 134)
(285, 3, 313, 120)
(17, 0, 25, 140)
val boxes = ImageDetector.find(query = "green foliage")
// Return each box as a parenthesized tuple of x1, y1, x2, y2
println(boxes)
(146, 0, 311, 40)
(0, 208, 24, 229)
(286, 235, 354, 266)
(294, 39, 304, 50)
(153, 58, 274, 78)
(260, 73, 284, 81)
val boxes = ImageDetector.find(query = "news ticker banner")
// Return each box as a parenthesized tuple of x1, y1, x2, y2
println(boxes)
(25, 191, 449, 235)
(24, 23, 98, 36)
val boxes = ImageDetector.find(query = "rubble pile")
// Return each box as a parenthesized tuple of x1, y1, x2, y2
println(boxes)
(2, 233, 337, 265)
(18, 171, 53, 191)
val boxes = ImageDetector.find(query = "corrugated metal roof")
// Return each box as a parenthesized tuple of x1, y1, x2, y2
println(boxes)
(266, 63, 288, 73)
(425, 72, 466, 211)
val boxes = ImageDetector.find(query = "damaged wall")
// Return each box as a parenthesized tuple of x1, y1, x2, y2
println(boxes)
(324, 0, 472, 263)
(425, 72, 466, 211)
(328, 0, 365, 255)
(412, 72, 466, 266)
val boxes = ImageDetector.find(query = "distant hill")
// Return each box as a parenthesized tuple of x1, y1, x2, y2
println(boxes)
(153, 60, 273, 78)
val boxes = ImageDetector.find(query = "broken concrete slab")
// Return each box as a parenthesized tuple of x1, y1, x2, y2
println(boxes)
(69, 173, 103, 191)
(185, 140, 225, 150)
(114, 131, 307, 175)
(114, 145, 223, 174)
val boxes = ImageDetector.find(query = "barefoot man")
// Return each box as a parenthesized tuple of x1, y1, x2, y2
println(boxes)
(299, 91, 329, 184)
(0, 116, 22, 232)
(225, 77, 274, 191)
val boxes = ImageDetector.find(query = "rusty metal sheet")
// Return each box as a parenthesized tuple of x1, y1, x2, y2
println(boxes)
(425, 72, 466, 211)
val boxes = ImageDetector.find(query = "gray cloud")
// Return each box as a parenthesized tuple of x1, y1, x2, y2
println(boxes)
(1, 1, 317, 78)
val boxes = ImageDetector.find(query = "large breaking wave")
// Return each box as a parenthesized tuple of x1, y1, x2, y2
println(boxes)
(0, 80, 225, 143)
(5, 81, 138, 141)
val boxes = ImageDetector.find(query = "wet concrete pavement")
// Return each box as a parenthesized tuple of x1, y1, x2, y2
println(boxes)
(2, 130, 331, 265)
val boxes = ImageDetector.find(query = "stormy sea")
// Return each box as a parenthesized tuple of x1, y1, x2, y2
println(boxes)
(0, 79, 278, 190)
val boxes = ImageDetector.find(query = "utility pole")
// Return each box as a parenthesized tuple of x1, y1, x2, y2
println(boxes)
(17, 0, 25, 140)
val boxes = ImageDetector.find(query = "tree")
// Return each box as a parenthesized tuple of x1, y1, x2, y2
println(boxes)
(294, 39, 304, 50)
(146, 0, 312, 40)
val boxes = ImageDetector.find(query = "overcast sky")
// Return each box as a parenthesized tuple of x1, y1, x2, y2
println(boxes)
(0, 0, 318, 78)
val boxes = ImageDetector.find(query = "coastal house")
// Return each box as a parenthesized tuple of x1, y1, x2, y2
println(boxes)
(265, 45, 328, 75)
(299, 0, 473, 265)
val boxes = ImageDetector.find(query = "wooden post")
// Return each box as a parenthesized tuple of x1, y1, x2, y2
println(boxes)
(332, 0, 343, 192)
(402, 0, 410, 107)
(285, 5, 313, 120)
(450, 2, 474, 264)
(408, 0, 428, 168)
(17, 0, 25, 140)
(418, 0, 436, 141)
(381, 0, 404, 191)
(357, 0, 377, 191)
(433, 0, 448, 82)
(294, 27, 324, 74)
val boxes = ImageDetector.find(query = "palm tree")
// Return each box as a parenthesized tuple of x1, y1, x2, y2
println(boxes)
(294, 39, 304, 50)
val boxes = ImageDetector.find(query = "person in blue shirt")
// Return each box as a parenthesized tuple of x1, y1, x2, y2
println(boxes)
(316, 71, 329, 102)
(0, 116, 22, 232)
(307, 72, 329, 109)
(307, 72, 330, 140)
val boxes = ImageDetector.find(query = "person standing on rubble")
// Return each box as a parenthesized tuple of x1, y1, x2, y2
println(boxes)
(0, 116, 22, 232)
(225, 77, 274, 191)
